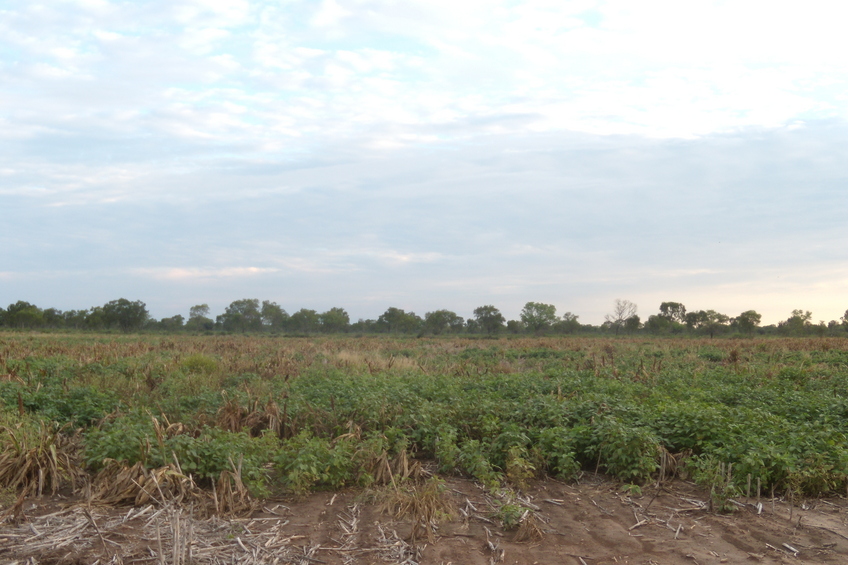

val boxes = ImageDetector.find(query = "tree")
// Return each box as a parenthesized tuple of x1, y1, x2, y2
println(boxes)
(42, 308, 64, 328)
(659, 302, 687, 324)
(319, 307, 350, 333)
(779, 309, 813, 335)
(624, 314, 642, 333)
(190, 304, 210, 319)
(63, 309, 89, 329)
(186, 304, 214, 331)
(4, 301, 45, 328)
(423, 310, 464, 335)
(605, 299, 637, 335)
(217, 299, 262, 333)
(350, 318, 378, 333)
(506, 320, 524, 334)
(159, 314, 185, 331)
(686, 309, 729, 338)
(734, 310, 762, 336)
(473, 305, 505, 335)
(553, 312, 581, 334)
(521, 302, 557, 333)
(85, 307, 106, 330)
(102, 298, 149, 332)
(261, 301, 289, 331)
(290, 309, 321, 333)
(644, 314, 672, 334)
(376, 307, 423, 334)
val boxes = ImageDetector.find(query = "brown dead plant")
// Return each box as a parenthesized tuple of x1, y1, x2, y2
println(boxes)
(211, 456, 257, 516)
(216, 393, 282, 437)
(376, 477, 456, 543)
(0, 422, 83, 497)
(90, 459, 201, 506)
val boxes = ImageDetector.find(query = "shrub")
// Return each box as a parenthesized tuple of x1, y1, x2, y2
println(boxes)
(274, 431, 354, 493)
(181, 354, 218, 375)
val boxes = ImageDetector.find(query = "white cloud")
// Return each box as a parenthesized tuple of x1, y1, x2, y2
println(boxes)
(311, 0, 352, 28)
(132, 267, 281, 280)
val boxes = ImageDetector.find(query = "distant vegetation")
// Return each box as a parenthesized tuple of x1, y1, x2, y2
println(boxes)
(2, 297, 848, 337)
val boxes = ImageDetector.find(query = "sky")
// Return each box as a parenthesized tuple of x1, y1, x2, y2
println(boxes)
(2, 0, 848, 325)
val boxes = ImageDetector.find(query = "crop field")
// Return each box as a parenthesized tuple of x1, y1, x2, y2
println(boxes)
(3, 333, 848, 564)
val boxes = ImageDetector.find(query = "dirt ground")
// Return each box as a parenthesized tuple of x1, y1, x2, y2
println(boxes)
(3, 476, 848, 565)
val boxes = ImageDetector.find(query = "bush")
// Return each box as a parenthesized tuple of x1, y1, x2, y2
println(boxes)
(274, 431, 354, 493)
(181, 354, 218, 375)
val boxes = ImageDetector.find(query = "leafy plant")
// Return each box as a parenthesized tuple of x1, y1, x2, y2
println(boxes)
(274, 431, 354, 493)
(688, 455, 739, 513)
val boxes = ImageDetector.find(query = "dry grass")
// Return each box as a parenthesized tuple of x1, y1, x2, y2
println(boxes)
(514, 511, 544, 542)
(376, 477, 456, 542)
(89, 460, 201, 507)
(0, 422, 84, 497)
(215, 394, 282, 437)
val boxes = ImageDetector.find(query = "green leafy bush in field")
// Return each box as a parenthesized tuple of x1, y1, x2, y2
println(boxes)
(83, 413, 275, 495)
(457, 439, 501, 488)
(536, 427, 580, 480)
(687, 455, 739, 513)
(592, 417, 660, 483)
(83, 412, 154, 468)
(698, 348, 726, 362)
(181, 354, 218, 375)
(274, 431, 354, 494)
(0, 381, 118, 427)
(650, 401, 729, 452)
(434, 425, 461, 473)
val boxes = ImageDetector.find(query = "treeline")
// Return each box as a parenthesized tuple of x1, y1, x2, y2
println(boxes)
(2, 298, 848, 337)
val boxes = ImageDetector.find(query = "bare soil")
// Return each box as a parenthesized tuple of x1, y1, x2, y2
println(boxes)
(3, 476, 848, 565)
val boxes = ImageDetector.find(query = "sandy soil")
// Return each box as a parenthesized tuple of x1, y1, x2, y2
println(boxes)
(3, 476, 848, 564)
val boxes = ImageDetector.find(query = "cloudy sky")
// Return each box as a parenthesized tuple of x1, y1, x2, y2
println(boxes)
(2, 0, 848, 325)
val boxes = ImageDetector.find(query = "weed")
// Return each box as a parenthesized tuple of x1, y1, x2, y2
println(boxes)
(375, 476, 456, 542)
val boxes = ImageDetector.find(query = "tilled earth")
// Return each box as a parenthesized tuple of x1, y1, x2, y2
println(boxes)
(3, 476, 848, 565)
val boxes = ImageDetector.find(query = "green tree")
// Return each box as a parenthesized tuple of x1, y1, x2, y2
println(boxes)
(290, 308, 321, 333)
(319, 307, 350, 333)
(624, 314, 641, 333)
(521, 302, 557, 333)
(159, 314, 185, 331)
(85, 307, 106, 330)
(102, 299, 149, 332)
(605, 299, 637, 335)
(644, 314, 672, 334)
(261, 301, 289, 331)
(734, 310, 762, 335)
(423, 310, 464, 335)
(779, 309, 813, 336)
(218, 299, 262, 333)
(4, 301, 45, 328)
(473, 305, 505, 335)
(687, 310, 729, 338)
(506, 320, 524, 334)
(350, 318, 377, 333)
(186, 304, 215, 331)
(659, 302, 687, 323)
(62, 309, 89, 329)
(41, 308, 64, 327)
(552, 312, 581, 334)
(376, 307, 423, 334)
